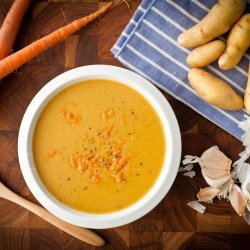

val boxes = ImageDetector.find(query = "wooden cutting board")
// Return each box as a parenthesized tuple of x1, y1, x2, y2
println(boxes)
(0, 1, 249, 249)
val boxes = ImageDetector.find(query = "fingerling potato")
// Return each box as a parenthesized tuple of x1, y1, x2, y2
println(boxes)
(188, 68, 243, 110)
(187, 40, 225, 67)
(244, 63, 250, 113)
(178, 0, 246, 48)
(219, 14, 250, 70)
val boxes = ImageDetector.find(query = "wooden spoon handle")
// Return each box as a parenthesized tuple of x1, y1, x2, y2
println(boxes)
(0, 182, 104, 246)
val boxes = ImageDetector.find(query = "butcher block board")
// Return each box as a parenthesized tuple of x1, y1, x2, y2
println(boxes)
(0, 1, 249, 249)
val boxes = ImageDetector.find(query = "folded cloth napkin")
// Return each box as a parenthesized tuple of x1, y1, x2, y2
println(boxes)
(111, 0, 250, 140)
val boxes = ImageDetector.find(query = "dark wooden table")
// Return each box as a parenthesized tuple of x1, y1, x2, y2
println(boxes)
(0, 1, 249, 249)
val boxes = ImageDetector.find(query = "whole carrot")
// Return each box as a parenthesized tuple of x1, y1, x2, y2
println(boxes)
(0, 1, 115, 79)
(0, 0, 31, 60)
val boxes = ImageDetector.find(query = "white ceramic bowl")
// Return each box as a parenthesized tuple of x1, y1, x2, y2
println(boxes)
(18, 65, 181, 229)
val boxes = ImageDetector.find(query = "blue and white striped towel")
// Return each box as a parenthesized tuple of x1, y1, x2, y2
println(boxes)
(111, 0, 250, 140)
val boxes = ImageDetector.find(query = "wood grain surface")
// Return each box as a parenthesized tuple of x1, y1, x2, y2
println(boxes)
(0, 1, 249, 249)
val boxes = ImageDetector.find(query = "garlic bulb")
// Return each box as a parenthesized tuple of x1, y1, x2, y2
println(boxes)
(183, 146, 231, 188)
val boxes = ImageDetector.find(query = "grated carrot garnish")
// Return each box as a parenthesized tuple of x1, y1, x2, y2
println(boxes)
(77, 160, 87, 174)
(69, 115, 131, 183)
(110, 155, 128, 172)
(102, 108, 115, 121)
(101, 125, 113, 139)
(111, 170, 126, 183)
(90, 174, 102, 183)
(70, 156, 78, 168)
(111, 146, 122, 156)
(46, 149, 58, 159)
(61, 107, 80, 126)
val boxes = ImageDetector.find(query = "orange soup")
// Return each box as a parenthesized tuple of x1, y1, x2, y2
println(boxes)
(33, 79, 165, 213)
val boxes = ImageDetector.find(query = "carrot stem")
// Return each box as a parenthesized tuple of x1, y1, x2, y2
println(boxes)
(0, 0, 31, 60)
(0, 1, 115, 79)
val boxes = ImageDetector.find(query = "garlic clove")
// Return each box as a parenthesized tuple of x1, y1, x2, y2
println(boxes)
(197, 187, 220, 202)
(202, 169, 231, 188)
(229, 184, 247, 216)
(202, 167, 230, 179)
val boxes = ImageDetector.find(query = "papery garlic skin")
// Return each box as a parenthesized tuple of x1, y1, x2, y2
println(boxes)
(217, 177, 234, 200)
(239, 115, 250, 131)
(241, 130, 250, 147)
(243, 209, 250, 225)
(241, 176, 250, 212)
(183, 171, 196, 178)
(233, 148, 250, 168)
(235, 115, 250, 218)
(197, 187, 220, 202)
(187, 200, 206, 214)
(234, 162, 250, 184)
(178, 164, 194, 172)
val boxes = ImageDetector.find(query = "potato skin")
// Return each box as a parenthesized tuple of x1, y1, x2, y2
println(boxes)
(244, 64, 250, 113)
(178, 0, 246, 48)
(188, 68, 243, 110)
(219, 14, 250, 70)
(187, 40, 225, 67)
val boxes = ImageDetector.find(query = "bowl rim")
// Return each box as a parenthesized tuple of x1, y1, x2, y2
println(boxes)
(18, 65, 181, 229)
